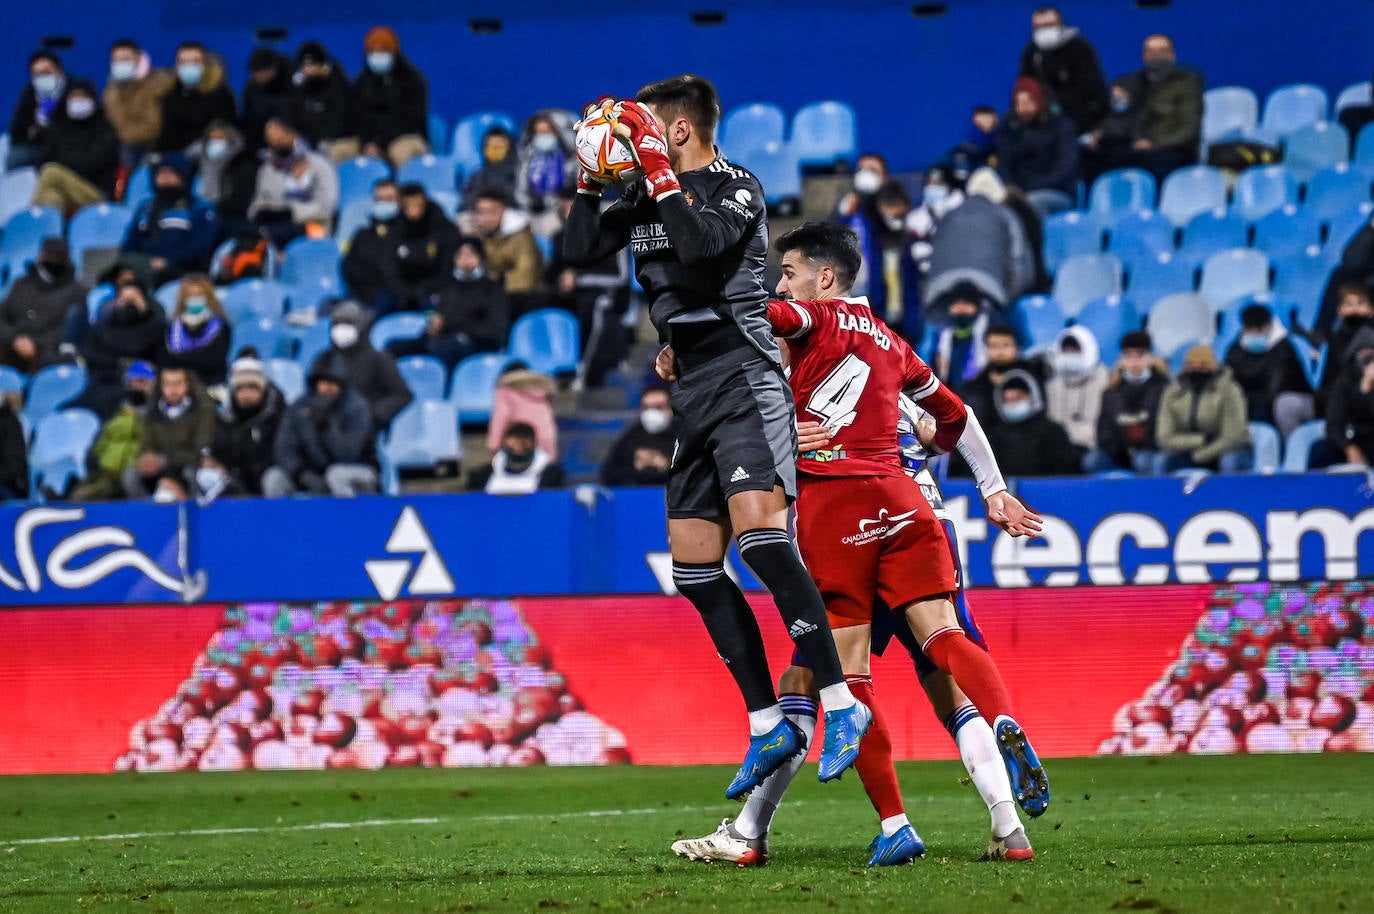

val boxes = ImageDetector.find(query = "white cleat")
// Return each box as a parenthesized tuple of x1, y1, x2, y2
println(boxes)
(670, 818, 769, 867)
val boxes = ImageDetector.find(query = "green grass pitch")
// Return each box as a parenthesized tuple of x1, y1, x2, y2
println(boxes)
(2, 754, 1371, 913)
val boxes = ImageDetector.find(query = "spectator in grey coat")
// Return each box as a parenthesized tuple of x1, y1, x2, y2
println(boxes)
(249, 116, 339, 247)
(925, 168, 1035, 318)
(308, 300, 412, 428)
(262, 362, 377, 497)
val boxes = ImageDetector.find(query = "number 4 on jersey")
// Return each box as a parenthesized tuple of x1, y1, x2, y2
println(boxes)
(806, 353, 871, 430)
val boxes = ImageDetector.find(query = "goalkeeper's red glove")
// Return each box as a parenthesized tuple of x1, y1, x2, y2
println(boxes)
(578, 95, 617, 123)
(616, 102, 682, 202)
(576, 169, 608, 197)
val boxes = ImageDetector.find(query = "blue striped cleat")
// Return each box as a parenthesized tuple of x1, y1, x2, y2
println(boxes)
(867, 824, 926, 866)
(725, 718, 806, 800)
(994, 715, 1050, 818)
(817, 701, 873, 783)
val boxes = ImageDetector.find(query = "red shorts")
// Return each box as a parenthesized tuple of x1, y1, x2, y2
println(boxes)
(794, 473, 957, 630)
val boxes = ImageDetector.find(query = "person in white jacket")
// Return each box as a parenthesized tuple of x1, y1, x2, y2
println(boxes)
(1043, 324, 1109, 454)
(249, 116, 339, 247)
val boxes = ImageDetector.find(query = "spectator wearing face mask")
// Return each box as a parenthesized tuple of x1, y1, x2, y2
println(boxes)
(7, 52, 66, 170)
(1018, 6, 1109, 135)
(286, 40, 357, 161)
(103, 40, 175, 167)
(487, 363, 558, 459)
(834, 152, 890, 222)
(1325, 326, 1374, 466)
(353, 26, 430, 168)
(392, 237, 510, 369)
(156, 42, 237, 154)
(389, 183, 462, 311)
(517, 112, 577, 234)
(1044, 325, 1109, 453)
(32, 79, 121, 213)
(473, 191, 545, 304)
(1088, 34, 1203, 184)
(0, 391, 29, 502)
(460, 128, 521, 214)
(194, 121, 259, 235)
(342, 179, 402, 312)
(996, 76, 1079, 217)
(985, 370, 1083, 477)
(925, 167, 1035, 319)
(906, 166, 966, 270)
(933, 286, 991, 394)
(123, 365, 217, 499)
(1224, 303, 1313, 438)
(264, 364, 378, 498)
(1082, 79, 1148, 185)
(1318, 285, 1374, 413)
(1086, 330, 1170, 474)
(0, 238, 87, 373)
(79, 279, 168, 417)
(309, 300, 412, 429)
(601, 386, 678, 487)
(249, 117, 339, 247)
(72, 361, 155, 501)
(1155, 345, 1252, 474)
(959, 323, 1044, 425)
(211, 356, 288, 496)
(240, 47, 292, 154)
(122, 156, 220, 286)
(468, 422, 566, 495)
(156, 275, 232, 386)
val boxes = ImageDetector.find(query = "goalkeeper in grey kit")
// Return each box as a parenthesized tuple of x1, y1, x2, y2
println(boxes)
(563, 74, 872, 797)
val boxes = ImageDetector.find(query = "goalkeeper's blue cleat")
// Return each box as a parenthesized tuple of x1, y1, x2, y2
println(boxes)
(867, 824, 926, 866)
(817, 700, 873, 782)
(725, 718, 806, 801)
(994, 715, 1050, 818)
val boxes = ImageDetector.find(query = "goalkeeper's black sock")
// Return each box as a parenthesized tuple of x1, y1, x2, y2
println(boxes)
(672, 560, 778, 712)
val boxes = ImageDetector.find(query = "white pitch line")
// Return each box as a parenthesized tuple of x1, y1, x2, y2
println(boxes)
(2, 817, 441, 847)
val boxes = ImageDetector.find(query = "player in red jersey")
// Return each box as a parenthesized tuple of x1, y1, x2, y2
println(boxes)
(665, 222, 1047, 866)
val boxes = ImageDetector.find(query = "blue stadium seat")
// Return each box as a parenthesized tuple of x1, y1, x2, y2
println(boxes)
(736, 141, 802, 205)
(281, 237, 341, 287)
(1261, 84, 1329, 136)
(1283, 121, 1349, 182)
(1107, 209, 1175, 259)
(1233, 165, 1298, 221)
(1147, 294, 1214, 358)
(1199, 248, 1271, 313)
(1012, 294, 1066, 349)
(1159, 166, 1227, 225)
(1327, 201, 1374, 252)
(427, 112, 449, 155)
(369, 312, 428, 351)
(1288, 334, 1327, 390)
(1252, 206, 1323, 263)
(337, 156, 391, 207)
(1044, 211, 1105, 273)
(86, 284, 113, 321)
(154, 280, 181, 316)
(449, 352, 512, 425)
(288, 319, 333, 367)
(220, 279, 289, 322)
(1088, 168, 1156, 217)
(231, 317, 288, 360)
(1357, 123, 1374, 172)
(789, 101, 857, 167)
(1052, 252, 1122, 317)
(1282, 419, 1327, 472)
(285, 275, 344, 312)
(397, 354, 448, 401)
(124, 164, 152, 211)
(507, 308, 581, 375)
(1180, 208, 1249, 260)
(28, 408, 100, 497)
(1124, 251, 1196, 314)
(67, 203, 133, 273)
(1248, 421, 1282, 473)
(0, 168, 38, 228)
(1305, 165, 1373, 227)
(720, 103, 786, 158)
(1335, 81, 1372, 117)
(22, 364, 86, 424)
(0, 364, 24, 396)
(335, 197, 373, 244)
(431, 190, 461, 218)
(1271, 249, 1332, 327)
(1201, 87, 1260, 148)
(397, 154, 459, 197)
(378, 400, 461, 494)
(1073, 295, 1137, 367)
(263, 358, 305, 403)
(0, 206, 61, 257)
(452, 112, 518, 176)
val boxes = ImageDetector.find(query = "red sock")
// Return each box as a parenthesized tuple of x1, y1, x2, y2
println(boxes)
(922, 628, 1014, 725)
(845, 675, 904, 821)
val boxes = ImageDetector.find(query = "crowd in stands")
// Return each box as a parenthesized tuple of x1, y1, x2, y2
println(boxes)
(2, 7, 1374, 504)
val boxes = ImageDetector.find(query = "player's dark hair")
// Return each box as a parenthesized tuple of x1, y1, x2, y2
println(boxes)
(635, 74, 721, 143)
(985, 324, 1019, 343)
(775, 222, 863, 291)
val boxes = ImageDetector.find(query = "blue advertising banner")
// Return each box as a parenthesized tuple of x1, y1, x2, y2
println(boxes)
(2, 473, 1372, 607)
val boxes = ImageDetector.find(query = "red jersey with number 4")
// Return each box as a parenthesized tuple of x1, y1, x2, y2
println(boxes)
(766, 296, 966, 479)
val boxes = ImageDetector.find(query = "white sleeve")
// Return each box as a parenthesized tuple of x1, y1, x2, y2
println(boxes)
(956, 407, 1008, 499)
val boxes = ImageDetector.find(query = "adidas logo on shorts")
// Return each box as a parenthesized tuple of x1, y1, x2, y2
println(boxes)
(788, 619, 818, 638)
(730, 467, 750, 483)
